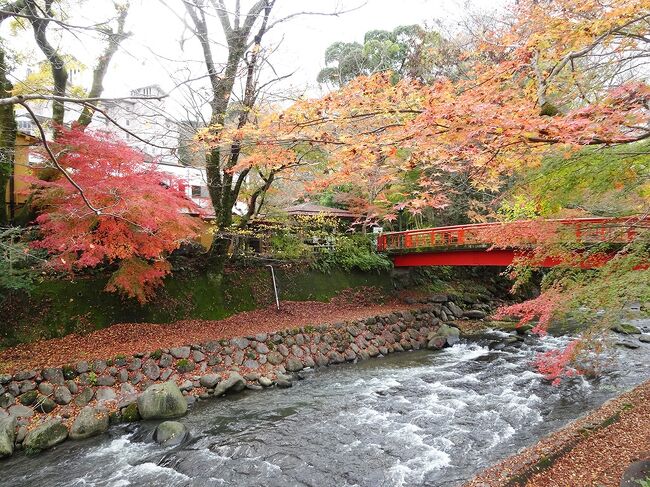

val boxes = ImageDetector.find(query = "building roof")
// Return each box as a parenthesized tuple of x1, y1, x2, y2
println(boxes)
(284, 202, 358, 219)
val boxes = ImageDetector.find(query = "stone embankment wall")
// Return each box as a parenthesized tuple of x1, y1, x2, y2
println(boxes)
(0, 296, 474, 457)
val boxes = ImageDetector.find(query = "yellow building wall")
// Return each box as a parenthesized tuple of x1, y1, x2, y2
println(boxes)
(11, 133, 36, 206)
(199, 221, 214, 249)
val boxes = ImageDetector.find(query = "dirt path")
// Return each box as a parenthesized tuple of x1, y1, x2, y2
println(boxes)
(466, 380, 650, 487)
(0, 299, 418, 372)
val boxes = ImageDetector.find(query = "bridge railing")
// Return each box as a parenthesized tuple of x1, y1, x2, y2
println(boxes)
(376, 216, 649, 253)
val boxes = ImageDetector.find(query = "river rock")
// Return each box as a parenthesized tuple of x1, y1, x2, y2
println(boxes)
(258, 377, 272, 387)
(34, 396, 56, 413)
(74, 387, 95, 407)
(97, 375, 116, 387)
(446, 301, 464, 317)
(179, 380, 193, 391)
(463, 310, 486, 320)
(142, 360, 161, 380)
(639, 334, 650, 343)
(19, 390, 38, 406)
(617, 340, 640, 349)
(159, 353, 173, 368)
(75, 361, 89, 374)
(516, 323, 535, 335)
(230, 337, 250, 349)
(37, 382, 53, 396)
(314, 353, 329, 367)
(19, 380, 36, 394)
(255, 343, 269, 354)
(213, 372, 245, 396)
(367, 345, 380, 357)
(170, 347, 191, 359)
(199, 373, 220, 389)
(611, 323, 641, 335)
(243, 360, 259, 370)
(117, 369, 128, 383)
(53, 386, 72, 405)
(285, 358, 303, 372)
(192, 350, 206, 363)
(9, 404, 33, 418)
(0, 393, 14, 409)
(127, 358, 142, 371)
(428, 294, 448, 303)
(137, 382, 187, 420)
(175, 360, 195, 374)
(14, 370, 35, 381)
(70, 407, 109, 440)
(427, 324, 461, 348)
(347, 325, 362, 337)
(329, 352, 345, 364)
(121, 403, 140, 422)
(154, 421, 188, 446)
(0, 416, 16, 457)
(95, 387, 117, 403)
(275, 379, 292, 389)
(42, 367, 65, 385)
(0, 374, 12, 385)
(267, 351, 284, 365)
(24, 420, 68, 452)
(92, 360, 107, 374)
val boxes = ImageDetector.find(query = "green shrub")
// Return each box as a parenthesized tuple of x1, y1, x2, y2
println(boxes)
(150, 349, 162, 360)
(312, 235, 392, 273)
(269, 232, 311, 260)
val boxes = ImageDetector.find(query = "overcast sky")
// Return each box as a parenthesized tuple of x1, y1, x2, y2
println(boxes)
(7, 0, 508, 119)
(101, 0, 506, 97)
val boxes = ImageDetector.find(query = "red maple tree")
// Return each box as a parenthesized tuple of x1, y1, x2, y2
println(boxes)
(31, 128, 203, 303)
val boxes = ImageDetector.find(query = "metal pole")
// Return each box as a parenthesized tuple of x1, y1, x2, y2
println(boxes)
(267, 264, 280, 310)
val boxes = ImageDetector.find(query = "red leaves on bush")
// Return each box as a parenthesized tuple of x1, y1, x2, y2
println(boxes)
(534, 340, 581, 386)
(494, 289, 565, 335)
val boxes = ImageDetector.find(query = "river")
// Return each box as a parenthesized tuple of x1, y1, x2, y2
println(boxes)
(2, 328, 649, 487)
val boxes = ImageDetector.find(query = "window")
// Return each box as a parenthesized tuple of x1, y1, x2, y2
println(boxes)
(191, 185, 202, 198)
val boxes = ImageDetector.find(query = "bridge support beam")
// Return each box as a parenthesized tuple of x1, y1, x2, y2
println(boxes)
(392, 249, 517, 267)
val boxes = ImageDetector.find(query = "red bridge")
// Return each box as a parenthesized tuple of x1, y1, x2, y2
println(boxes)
(376, 217, 649, 267)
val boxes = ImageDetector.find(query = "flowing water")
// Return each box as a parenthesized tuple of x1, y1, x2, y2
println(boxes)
(2, 327, 650, 487)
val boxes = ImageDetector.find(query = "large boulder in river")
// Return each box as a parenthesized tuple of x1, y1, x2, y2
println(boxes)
(611, 323, 641, 335)
(137, 381, 187, 420)
(427, 324, 461, 349)
(154, 421, 189, 446)
(23, 420, 68, 452)
(0, 416, 16, 457)
(70, 407, 110, 440)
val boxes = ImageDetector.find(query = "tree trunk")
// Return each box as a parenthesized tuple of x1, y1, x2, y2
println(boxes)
(0, 46, 17, 225)
(77, 6, 130, 128)
(26, 0, 68, 134)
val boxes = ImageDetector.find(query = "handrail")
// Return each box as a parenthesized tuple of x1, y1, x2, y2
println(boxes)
(377, 216, 650, 252)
